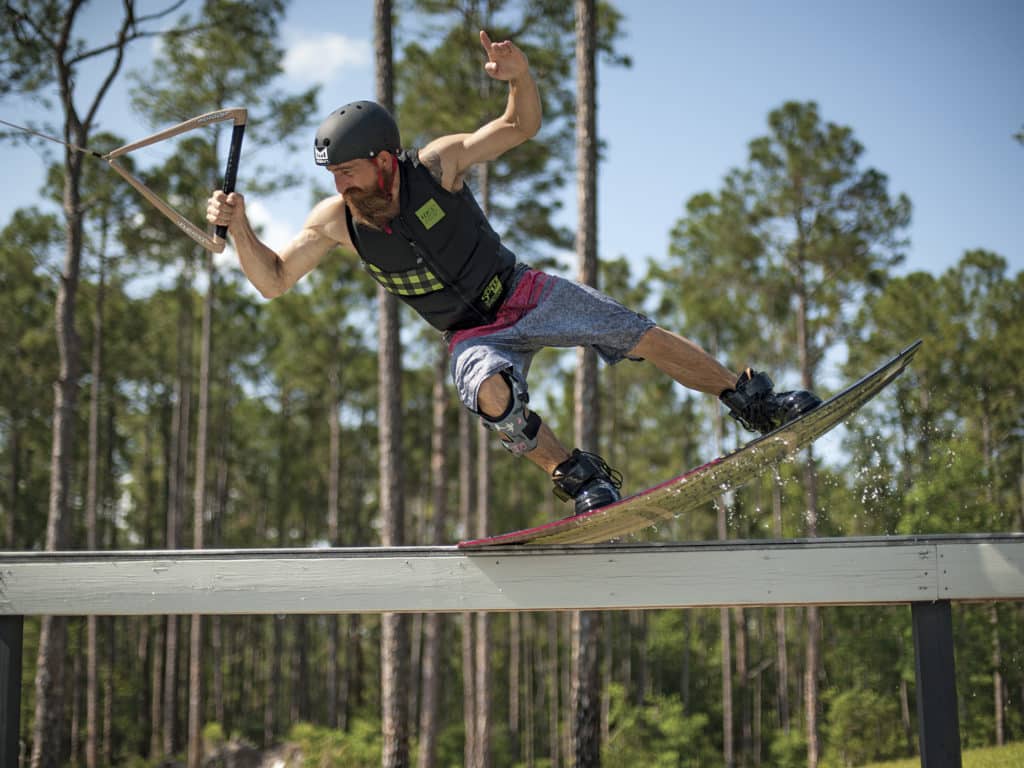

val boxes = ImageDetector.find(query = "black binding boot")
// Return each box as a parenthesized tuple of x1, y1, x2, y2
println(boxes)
(720, 369, 822, 434)
(552, 449, 623, 515)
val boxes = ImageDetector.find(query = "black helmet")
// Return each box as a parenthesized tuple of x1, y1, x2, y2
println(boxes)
(313, 100, 401, 166)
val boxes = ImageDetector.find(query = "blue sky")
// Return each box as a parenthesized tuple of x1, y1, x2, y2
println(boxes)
(2, 0, 1021, 282)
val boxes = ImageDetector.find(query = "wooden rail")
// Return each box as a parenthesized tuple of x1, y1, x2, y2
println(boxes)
(1, 534, 1021, 615)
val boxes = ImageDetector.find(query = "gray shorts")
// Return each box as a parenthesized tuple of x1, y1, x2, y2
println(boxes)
(448, 267, 655, 412)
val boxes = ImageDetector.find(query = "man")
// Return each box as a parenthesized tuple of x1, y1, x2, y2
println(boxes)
(207, 30, 820, 516)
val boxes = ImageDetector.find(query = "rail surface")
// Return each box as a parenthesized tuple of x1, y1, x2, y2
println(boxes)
(2, 534, 1021, 615)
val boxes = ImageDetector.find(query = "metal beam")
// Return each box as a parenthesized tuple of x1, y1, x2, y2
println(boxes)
(1, 535, 1021, 616)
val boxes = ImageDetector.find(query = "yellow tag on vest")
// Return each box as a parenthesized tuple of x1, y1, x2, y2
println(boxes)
(415, 198, 445, 230)
(480, 275, 503, 309)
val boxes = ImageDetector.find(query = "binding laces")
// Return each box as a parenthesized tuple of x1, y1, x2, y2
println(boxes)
(578, 450, 623, 490)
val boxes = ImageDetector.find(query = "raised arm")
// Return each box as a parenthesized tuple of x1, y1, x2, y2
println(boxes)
(420, 30, 541, 188)
(207, 191, 353, 299)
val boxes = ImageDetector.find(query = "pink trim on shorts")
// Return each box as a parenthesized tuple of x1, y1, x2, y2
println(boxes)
(447, 269, 552, 352)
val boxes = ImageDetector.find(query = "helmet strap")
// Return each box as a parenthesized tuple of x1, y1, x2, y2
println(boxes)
(376, 153, 397, 201)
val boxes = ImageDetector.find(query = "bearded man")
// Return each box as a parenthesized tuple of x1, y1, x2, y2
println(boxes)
(207, 30, 820, 515)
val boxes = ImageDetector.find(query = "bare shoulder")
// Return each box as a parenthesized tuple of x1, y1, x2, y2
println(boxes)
(419, 134, 472, 191)
(303, 195, 353, 250)
(305, 194, 347, 229)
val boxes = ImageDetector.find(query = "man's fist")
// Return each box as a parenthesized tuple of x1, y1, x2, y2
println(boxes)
(206, 190, 246, 230)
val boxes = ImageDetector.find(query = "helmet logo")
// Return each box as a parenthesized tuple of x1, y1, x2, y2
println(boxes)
(314, 145, 329, 165)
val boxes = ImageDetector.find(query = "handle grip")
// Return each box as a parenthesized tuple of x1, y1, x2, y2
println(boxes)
(216, 122, 247, 240)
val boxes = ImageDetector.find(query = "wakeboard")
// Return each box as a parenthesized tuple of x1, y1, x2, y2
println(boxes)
(458, 340, 922, 548)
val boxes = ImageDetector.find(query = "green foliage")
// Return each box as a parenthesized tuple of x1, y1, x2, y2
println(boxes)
(746, 100, 911, 372)
(115, 755, 163, 768)
(770, 729, 808, 768)
(203, 721, 227, 748)
(661, 175, 764, 359)
(603, 683, 717, 767)
(659, 95, 1022, 768)
(0, 208, 59, 546)
(288, 719, 383, 768)
(823, 688, 905, 767)
(862, 741, 1024, 768)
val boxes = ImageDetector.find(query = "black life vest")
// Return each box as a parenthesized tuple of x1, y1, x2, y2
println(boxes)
(343, 150, 517, 332)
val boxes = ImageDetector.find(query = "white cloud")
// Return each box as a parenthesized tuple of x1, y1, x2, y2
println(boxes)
(282, 31, 371, 85)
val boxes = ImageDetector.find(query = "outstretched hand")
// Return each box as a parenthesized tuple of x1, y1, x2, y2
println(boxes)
(479, 30, 529, 81)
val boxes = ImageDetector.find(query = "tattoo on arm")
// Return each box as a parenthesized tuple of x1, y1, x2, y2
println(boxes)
(420, 150, 444, 183)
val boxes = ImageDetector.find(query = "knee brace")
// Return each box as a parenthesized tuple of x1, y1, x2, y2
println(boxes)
(479, 371, 542, 456)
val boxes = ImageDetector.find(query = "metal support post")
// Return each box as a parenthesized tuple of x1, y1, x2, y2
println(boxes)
(912, 601, 962, 768)
(0, 615, 23, 768)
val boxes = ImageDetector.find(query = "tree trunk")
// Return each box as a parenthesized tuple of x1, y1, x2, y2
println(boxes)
(460, 407, 476, 765)
(735, 607, 751, 761)
(102, 617, 114, 766)
(378, 287, 410, 768)
(418, 346, 450, 768)
(524, 614, 536, 767)
(163, 616, 179, 756)
(211, 615, 224, 725)
(474, 420, 492, 768)
(561, 614, 573, 763)
(292, 617, 310, 723)
(794, 280, 821, 768)
(804, 607, 821, 767)
(712, 339, 735, 768)
(473, 159, 494, 768)
(4, 426, 17, 548)
(720, 612, 734, 768)
(150, 618, 164, 758)
(265, 618, 283, 747)
(678, 611, 688, 711)
(70, 622, 83, 766)
(102, 400, 117, 764)
(164, 268, 193, 758)
(509, 613, 522, 763)
(991, 604, 1004, 745)
(327, 366, 342, 727)
(264, 392, 290, 746)
(547, 613, 561, 768)
(472, 262, 492, 768)
(32, 136, 86, 768)
(85, 247, 105, 768)
(899, 677, 914, 754)
(1017, 443, 1023, 532)
(374, 3, 410, 764)
(212, 421, 230, 730)
(573, 2, 602, 764)
(188, 245, 214, 768)
(19, 6, 143, 760)
(344, 615, 364, 730)
(773, 473, 791, 734)
(141, 403, 160, 756)
(572, 612, 602, 768)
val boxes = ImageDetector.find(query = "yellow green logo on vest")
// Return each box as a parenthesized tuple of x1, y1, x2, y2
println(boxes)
(415, 198, 445, 230)
(480, 275, 503, 309)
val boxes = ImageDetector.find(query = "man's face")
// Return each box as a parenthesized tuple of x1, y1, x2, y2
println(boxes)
(326, 158, 373, 195)
(327, 156, 395, 223)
